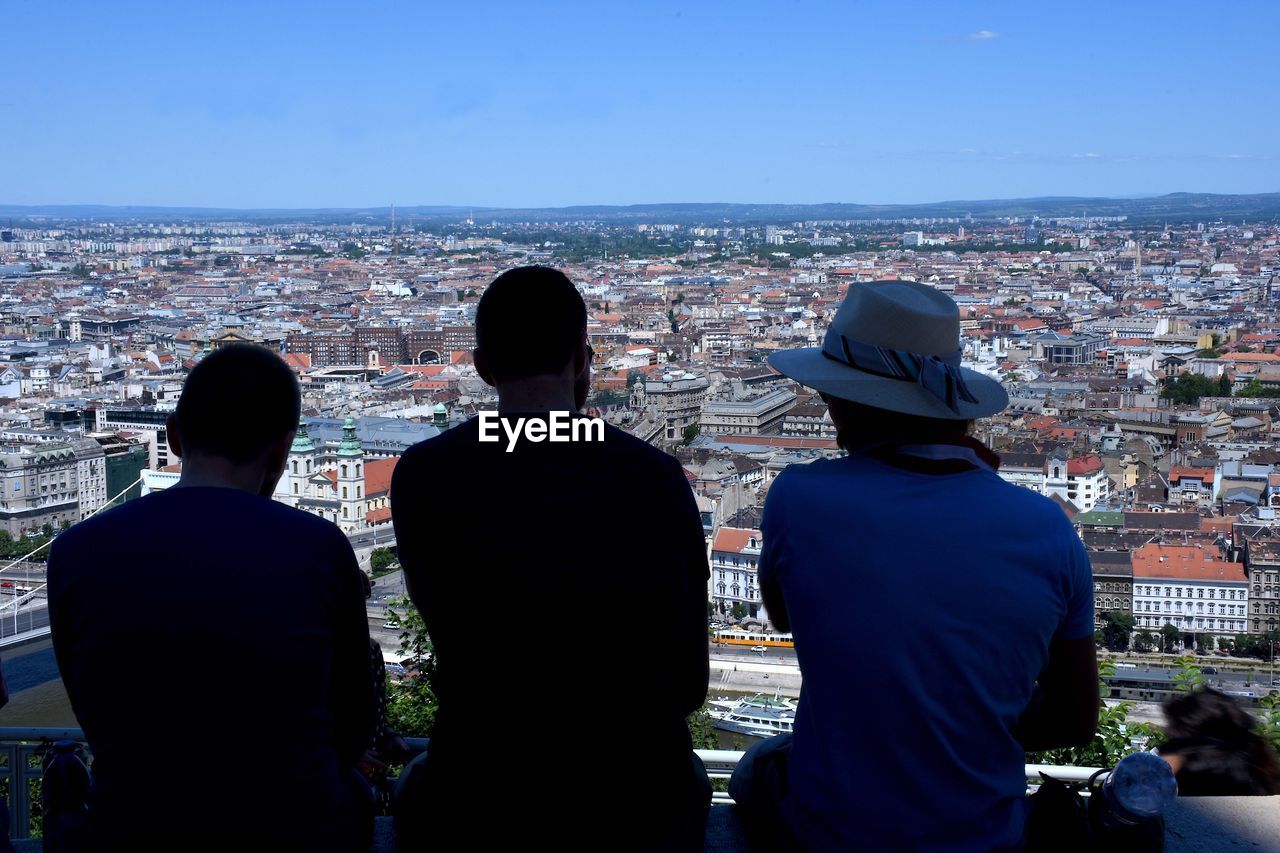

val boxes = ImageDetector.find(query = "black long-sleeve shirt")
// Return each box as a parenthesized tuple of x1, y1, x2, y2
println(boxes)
(391, 414, 710, 843)
(48, 486, 374, 850)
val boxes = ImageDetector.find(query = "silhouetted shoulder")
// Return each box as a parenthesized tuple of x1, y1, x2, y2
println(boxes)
(770, 453, 1076, 533)
(398, 417, 680, 470)
(52, 487, 351, 568)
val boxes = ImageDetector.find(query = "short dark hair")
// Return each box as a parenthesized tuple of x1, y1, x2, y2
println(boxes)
(172, 344, 301, 463)
(475, 266, 587, 382)
(1163, 687, 1280, 795)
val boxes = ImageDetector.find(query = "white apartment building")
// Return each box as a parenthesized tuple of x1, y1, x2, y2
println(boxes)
(1043, 453, 1111, 512)
(710, 526, 768, 624)
(1132, 544, 1248, 639)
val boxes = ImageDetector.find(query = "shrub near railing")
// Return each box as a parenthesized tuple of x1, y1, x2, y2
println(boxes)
(1027, 661, 1164, 769)
(381, 596, 437, 739)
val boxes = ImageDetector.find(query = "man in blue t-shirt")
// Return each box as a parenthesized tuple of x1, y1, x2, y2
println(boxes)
(730, 281, 1098, 851)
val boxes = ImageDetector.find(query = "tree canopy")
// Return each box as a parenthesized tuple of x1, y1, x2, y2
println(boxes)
(1099, 611, 1135, 651)
(1160, 373, 1220, 405)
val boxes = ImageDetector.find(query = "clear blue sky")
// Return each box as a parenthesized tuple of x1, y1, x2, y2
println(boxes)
(4, 0, 1278, 208)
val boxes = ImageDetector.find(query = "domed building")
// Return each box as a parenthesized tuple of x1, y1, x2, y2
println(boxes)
(277, 416, 400, 534)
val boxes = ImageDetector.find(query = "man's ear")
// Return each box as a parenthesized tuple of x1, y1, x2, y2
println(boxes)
(259, 430, 295, 497)
(572, 336, 589, 378)
(473, 348, 495, 387)
(269, 431, 294, 472)
(166, 413, 184, 459)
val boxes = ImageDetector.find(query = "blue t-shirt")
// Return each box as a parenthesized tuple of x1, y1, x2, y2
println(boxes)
(760, 452, 1093, 851)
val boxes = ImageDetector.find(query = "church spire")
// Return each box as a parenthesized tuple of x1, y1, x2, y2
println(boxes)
(337, 416, 363, 458)
(291, 415, 315, 453)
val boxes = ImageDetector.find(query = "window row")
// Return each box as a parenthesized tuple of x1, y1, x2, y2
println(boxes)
(1138, 601, 1243, 615)
(1137, 615, 1244, 631)
(1137, 585, 1241, 600)
(714, 583, 757, 600)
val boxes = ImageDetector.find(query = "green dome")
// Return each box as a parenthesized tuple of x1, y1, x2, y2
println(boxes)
(290, 416, 315, 453)
(337, 416, 363, 458)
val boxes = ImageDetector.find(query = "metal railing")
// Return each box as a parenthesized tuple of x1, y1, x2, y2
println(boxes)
(0, 729, 1109, 839)
(0, 728, 87, 839)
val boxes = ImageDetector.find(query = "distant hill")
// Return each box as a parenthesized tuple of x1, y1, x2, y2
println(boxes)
(2, 192, 1279, 225)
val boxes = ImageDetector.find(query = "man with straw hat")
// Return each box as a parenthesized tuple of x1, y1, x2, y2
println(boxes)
(729, 280, 1100, 851)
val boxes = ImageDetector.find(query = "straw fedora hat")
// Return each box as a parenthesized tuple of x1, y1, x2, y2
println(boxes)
(769, 280, 1008, 420)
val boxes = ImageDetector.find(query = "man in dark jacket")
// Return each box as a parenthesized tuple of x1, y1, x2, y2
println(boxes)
(391, 266, 711, 850)
(49, 344, 375, 852)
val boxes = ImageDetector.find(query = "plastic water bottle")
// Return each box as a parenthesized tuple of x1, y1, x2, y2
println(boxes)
(42, 740, 90, 853)
(1089, 751, 1176, 852)
(1098, 751, 1178, 822)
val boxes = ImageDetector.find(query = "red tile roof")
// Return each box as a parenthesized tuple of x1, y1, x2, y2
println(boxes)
(1170, 466, 1214, 484)
(1132, 544, 1245, 582)
(364, 458, 397, 497)
(712, 527, 762, 554)
(1066, 455, 1104, 476)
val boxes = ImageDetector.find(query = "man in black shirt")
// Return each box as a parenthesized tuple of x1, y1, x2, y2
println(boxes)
(48, 344, 375, 852)
(391, 266, 711, 850)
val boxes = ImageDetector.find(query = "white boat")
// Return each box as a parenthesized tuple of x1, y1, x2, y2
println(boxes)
(708, 692, 797, 739)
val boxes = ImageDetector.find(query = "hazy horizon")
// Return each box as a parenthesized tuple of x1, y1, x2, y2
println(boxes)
(4, 189, 1278, 214)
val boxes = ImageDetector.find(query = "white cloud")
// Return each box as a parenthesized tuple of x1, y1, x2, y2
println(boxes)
(1071, 152, 1103, 159)
(965, 30, 1000, 41)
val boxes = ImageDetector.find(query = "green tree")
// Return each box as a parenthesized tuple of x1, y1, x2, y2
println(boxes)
(382, 595, 438, 738)
(1160, 373, 1219, 405)
(1197, 635, 1216, 654)
(1237, 380, 1271, 398)
(687, 705, 719, 750)
(1217, 373, 1232, 397)
(370, 547, 397, 576)
(730, 603, 747, 621)
(681, 424, 700, 446)
(1134, 630, 1157, 652)
(1259, 693, 1280, 755)
(1160, 623, 1182, 653)
(590, 389, 629, 407)
(1100, 611, 1135, 651)
(1173, 655, 1206, 693)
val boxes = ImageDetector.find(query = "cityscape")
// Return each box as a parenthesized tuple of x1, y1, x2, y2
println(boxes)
(0, 206, 1278, 645)
(7, 201, 1280, 851)
(7, 0, 1280, 848)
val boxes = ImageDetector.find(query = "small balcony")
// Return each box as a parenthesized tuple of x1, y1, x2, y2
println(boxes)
(0, 728, 1275, 851)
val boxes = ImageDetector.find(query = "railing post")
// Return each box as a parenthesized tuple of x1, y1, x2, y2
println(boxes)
(10, 742, 30, 841)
